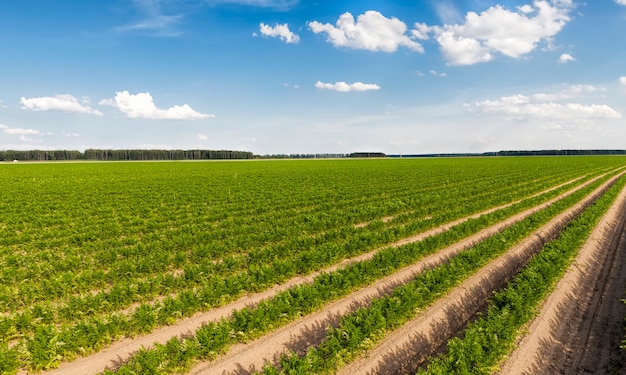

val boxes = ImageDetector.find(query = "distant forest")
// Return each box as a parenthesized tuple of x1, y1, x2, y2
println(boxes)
(1, 149, 625, 161)
(0, 149, 254, 161)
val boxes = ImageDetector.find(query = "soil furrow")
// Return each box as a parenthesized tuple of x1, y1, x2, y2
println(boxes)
(34, 174, 602, 375)
(497, 179, 626, 375)
(335, 172, 623, 375)
(186, 174, 617, 375)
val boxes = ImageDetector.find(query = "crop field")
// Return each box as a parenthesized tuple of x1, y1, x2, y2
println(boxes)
(1, 157, 625, 375)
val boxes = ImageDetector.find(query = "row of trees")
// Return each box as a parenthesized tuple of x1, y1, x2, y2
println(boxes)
(0, 149, 254, 161)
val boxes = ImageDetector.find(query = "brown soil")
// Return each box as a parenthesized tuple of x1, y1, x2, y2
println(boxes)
(336, 172, 623, 375)
(33, 174, 609, 375)
(497, 179, 626, 375)
(186, 175, 616, 375)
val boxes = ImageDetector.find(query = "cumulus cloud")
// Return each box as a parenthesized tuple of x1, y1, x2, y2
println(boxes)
(20, 94, 103, 116)
(558, 53, 575, 63)
(0, 124, 46, 144)
(258, 22, 299, 43)
(424, 1, 573, 65)
(430, 70, 447, 77)
(616, 0, 626, 6)
(309, 11, 424, 53)
(532, 84, 601, 102)
(198, 133, 208, 140)
(619, 77, 626, 86)
(473, 92, 621, 122)
(315, 81, 381, 92)
(99, 91, 213, 120)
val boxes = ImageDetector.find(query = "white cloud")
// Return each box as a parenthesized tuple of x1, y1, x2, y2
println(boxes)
(99, 91, 214, 120)
(558, 53, 575, 63)
(429, 70, 447, 77)
(309, 11, 424, 53)
(0, 124, 46, 143)
(315, 81, 381, 92)
(616, 0, 626, 6)
(428, 1, 573, 65)
(619, 77, 626, 86)
(532, 84, 601, 101)
(4, 127, 41, 136)
(259, 23, 299, 43)
(0, 100, 7, 109)
(62, 132, 80, 137)
(474, 93, 621, 121)
(412, 23, 432, 40)
(20, 94, 103, 116)
(198, 133, 208, 140)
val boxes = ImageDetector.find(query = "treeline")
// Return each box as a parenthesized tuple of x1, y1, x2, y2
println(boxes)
(390, 149, 626, 158)
(257, 153, 349, 159)
(0, 149, 253, 161)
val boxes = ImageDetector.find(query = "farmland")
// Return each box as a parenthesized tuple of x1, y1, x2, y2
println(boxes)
(1, 157, 625, 374)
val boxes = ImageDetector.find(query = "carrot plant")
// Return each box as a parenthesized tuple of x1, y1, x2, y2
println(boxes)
(256, 174, 621, 375)
(0, 157, 623, 373)
(415, 175, 626, 375)
(105, 166, 616, 374)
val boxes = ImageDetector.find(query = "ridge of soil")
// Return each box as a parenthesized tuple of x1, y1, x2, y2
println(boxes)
(33, 175, 602, 375)
(497, 180, 626, 375)
(335, 172, 623, 375)
(186, 174, 620, 375)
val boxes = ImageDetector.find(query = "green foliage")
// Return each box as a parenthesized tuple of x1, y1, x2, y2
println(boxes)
(257, 174, 621, 374)
(417, 175, 626, 375)
(1, 157, 624, 372)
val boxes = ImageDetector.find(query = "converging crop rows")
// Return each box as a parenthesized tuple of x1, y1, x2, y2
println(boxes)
(1, 157, 625, 374)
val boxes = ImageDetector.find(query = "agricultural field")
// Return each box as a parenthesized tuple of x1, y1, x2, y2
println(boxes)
(1, 157, 625, 375)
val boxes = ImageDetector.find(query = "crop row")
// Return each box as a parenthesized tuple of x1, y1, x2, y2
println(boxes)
(0, 163, 585, 302)
(417, 173, 626, 374)
(0, 165, 601, 333)
(97, 169, 618, 374)
(255, 173, 625, 375)
(1, 158, 624, 373)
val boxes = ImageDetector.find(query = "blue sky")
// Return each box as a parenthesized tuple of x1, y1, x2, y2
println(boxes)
(1, 0, 625, 154)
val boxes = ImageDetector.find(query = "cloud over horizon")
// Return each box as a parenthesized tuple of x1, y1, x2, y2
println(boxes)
(20, 94, 103, 116)
(473, 85, 621, 123)
(315, 81, 381, 92)
(99, 91, 214, 120)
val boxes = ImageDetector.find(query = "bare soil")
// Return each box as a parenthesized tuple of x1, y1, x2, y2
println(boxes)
(497, 180, 626, 375)
(336, 173, 623, 375)
(34, 174, 609, 375)
(186, 175, 615, 375)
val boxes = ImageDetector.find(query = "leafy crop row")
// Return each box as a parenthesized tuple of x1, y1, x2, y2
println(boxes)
(256, 174, 622, 375)
(101, 167, 617, 374)
(0, 157, 623, 373)
(417, 175, 626, 375)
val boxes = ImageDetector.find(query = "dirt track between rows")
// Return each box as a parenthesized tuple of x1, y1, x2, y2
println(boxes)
(37, 173, 616, 375)
(497, 178, 626, 375)
(187, 174, 623, 374)
(336, 172, 624, 375)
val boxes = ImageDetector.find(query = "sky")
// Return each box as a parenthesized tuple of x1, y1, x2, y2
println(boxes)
(1, 0, 626, 155)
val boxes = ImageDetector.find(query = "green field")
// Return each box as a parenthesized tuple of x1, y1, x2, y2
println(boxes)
(1, 156, 625, 373)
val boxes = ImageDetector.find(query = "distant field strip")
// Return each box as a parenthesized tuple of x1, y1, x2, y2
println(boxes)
(0, 157, 624, 374)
